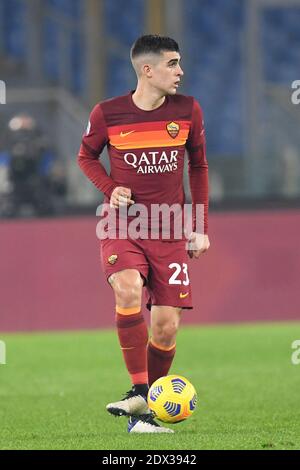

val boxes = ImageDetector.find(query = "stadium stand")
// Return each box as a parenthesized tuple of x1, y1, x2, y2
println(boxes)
(0, 0, 299, 207)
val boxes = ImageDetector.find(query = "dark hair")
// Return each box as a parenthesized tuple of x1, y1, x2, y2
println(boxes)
(131, 35, 179, 59)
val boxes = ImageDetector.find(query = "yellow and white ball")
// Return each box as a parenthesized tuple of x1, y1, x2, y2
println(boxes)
(147, 375, 197, 423)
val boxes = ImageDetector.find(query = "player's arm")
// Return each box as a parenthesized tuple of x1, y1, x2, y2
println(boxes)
(77, 104, 134, 207)
(186, 98, 210, 258)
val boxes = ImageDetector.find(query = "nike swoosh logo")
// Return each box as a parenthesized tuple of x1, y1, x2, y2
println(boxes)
(180, 292, 189, 299)
(120, 130, 135, 137)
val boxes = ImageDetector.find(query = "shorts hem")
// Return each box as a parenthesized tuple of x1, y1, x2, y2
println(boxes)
(104, 266, 148, 286)
(146, 302, 193, 311)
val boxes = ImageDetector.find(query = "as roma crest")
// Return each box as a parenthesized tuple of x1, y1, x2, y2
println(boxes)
(108, 254, 118, 265)
(166, 121, 180, 139)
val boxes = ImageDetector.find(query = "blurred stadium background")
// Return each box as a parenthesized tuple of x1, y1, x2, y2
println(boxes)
(0, 0, 300, 330)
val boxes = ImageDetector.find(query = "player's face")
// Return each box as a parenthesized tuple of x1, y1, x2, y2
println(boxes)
(150, 51, 184, 95)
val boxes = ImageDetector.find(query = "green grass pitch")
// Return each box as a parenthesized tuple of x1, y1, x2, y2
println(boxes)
(0, 323, 300, 450)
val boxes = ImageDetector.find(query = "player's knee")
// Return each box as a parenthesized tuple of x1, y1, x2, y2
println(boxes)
(152, 321, 179, 348)
(111, 270, 143, 307)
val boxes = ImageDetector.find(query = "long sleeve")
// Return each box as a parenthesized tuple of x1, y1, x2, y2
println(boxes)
(186, 99, 209, 234)
(77, 104, 117, 198)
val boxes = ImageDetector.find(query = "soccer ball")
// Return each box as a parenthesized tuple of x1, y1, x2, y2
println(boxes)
(147, 375, 197, 423)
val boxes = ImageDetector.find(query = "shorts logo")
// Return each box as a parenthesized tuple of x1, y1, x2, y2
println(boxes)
(167, 121, 180, 139)
(179, 292, 189, 299)
(108, 254, 118, 265)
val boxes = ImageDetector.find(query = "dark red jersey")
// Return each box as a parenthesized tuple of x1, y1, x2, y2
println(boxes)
(78, 91, 208, 235)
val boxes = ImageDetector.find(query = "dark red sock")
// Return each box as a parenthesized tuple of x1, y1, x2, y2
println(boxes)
(147, 340, 176, 387)
(116, 307, 148, 385)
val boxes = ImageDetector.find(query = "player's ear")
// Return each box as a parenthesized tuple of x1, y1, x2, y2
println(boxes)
(143, 64, 152, 78)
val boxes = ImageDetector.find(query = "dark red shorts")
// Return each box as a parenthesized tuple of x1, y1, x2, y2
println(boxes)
(100, 238, 193, 310)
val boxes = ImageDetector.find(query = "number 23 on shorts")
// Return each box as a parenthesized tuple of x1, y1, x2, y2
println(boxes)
(168, 263, 190, 286)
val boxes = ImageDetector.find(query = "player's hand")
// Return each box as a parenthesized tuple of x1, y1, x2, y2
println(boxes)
(110, 186, 135, 209)
(187, 233, 210, 259)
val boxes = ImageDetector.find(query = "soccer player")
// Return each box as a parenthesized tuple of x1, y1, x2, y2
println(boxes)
(78, 35, 210, 433)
